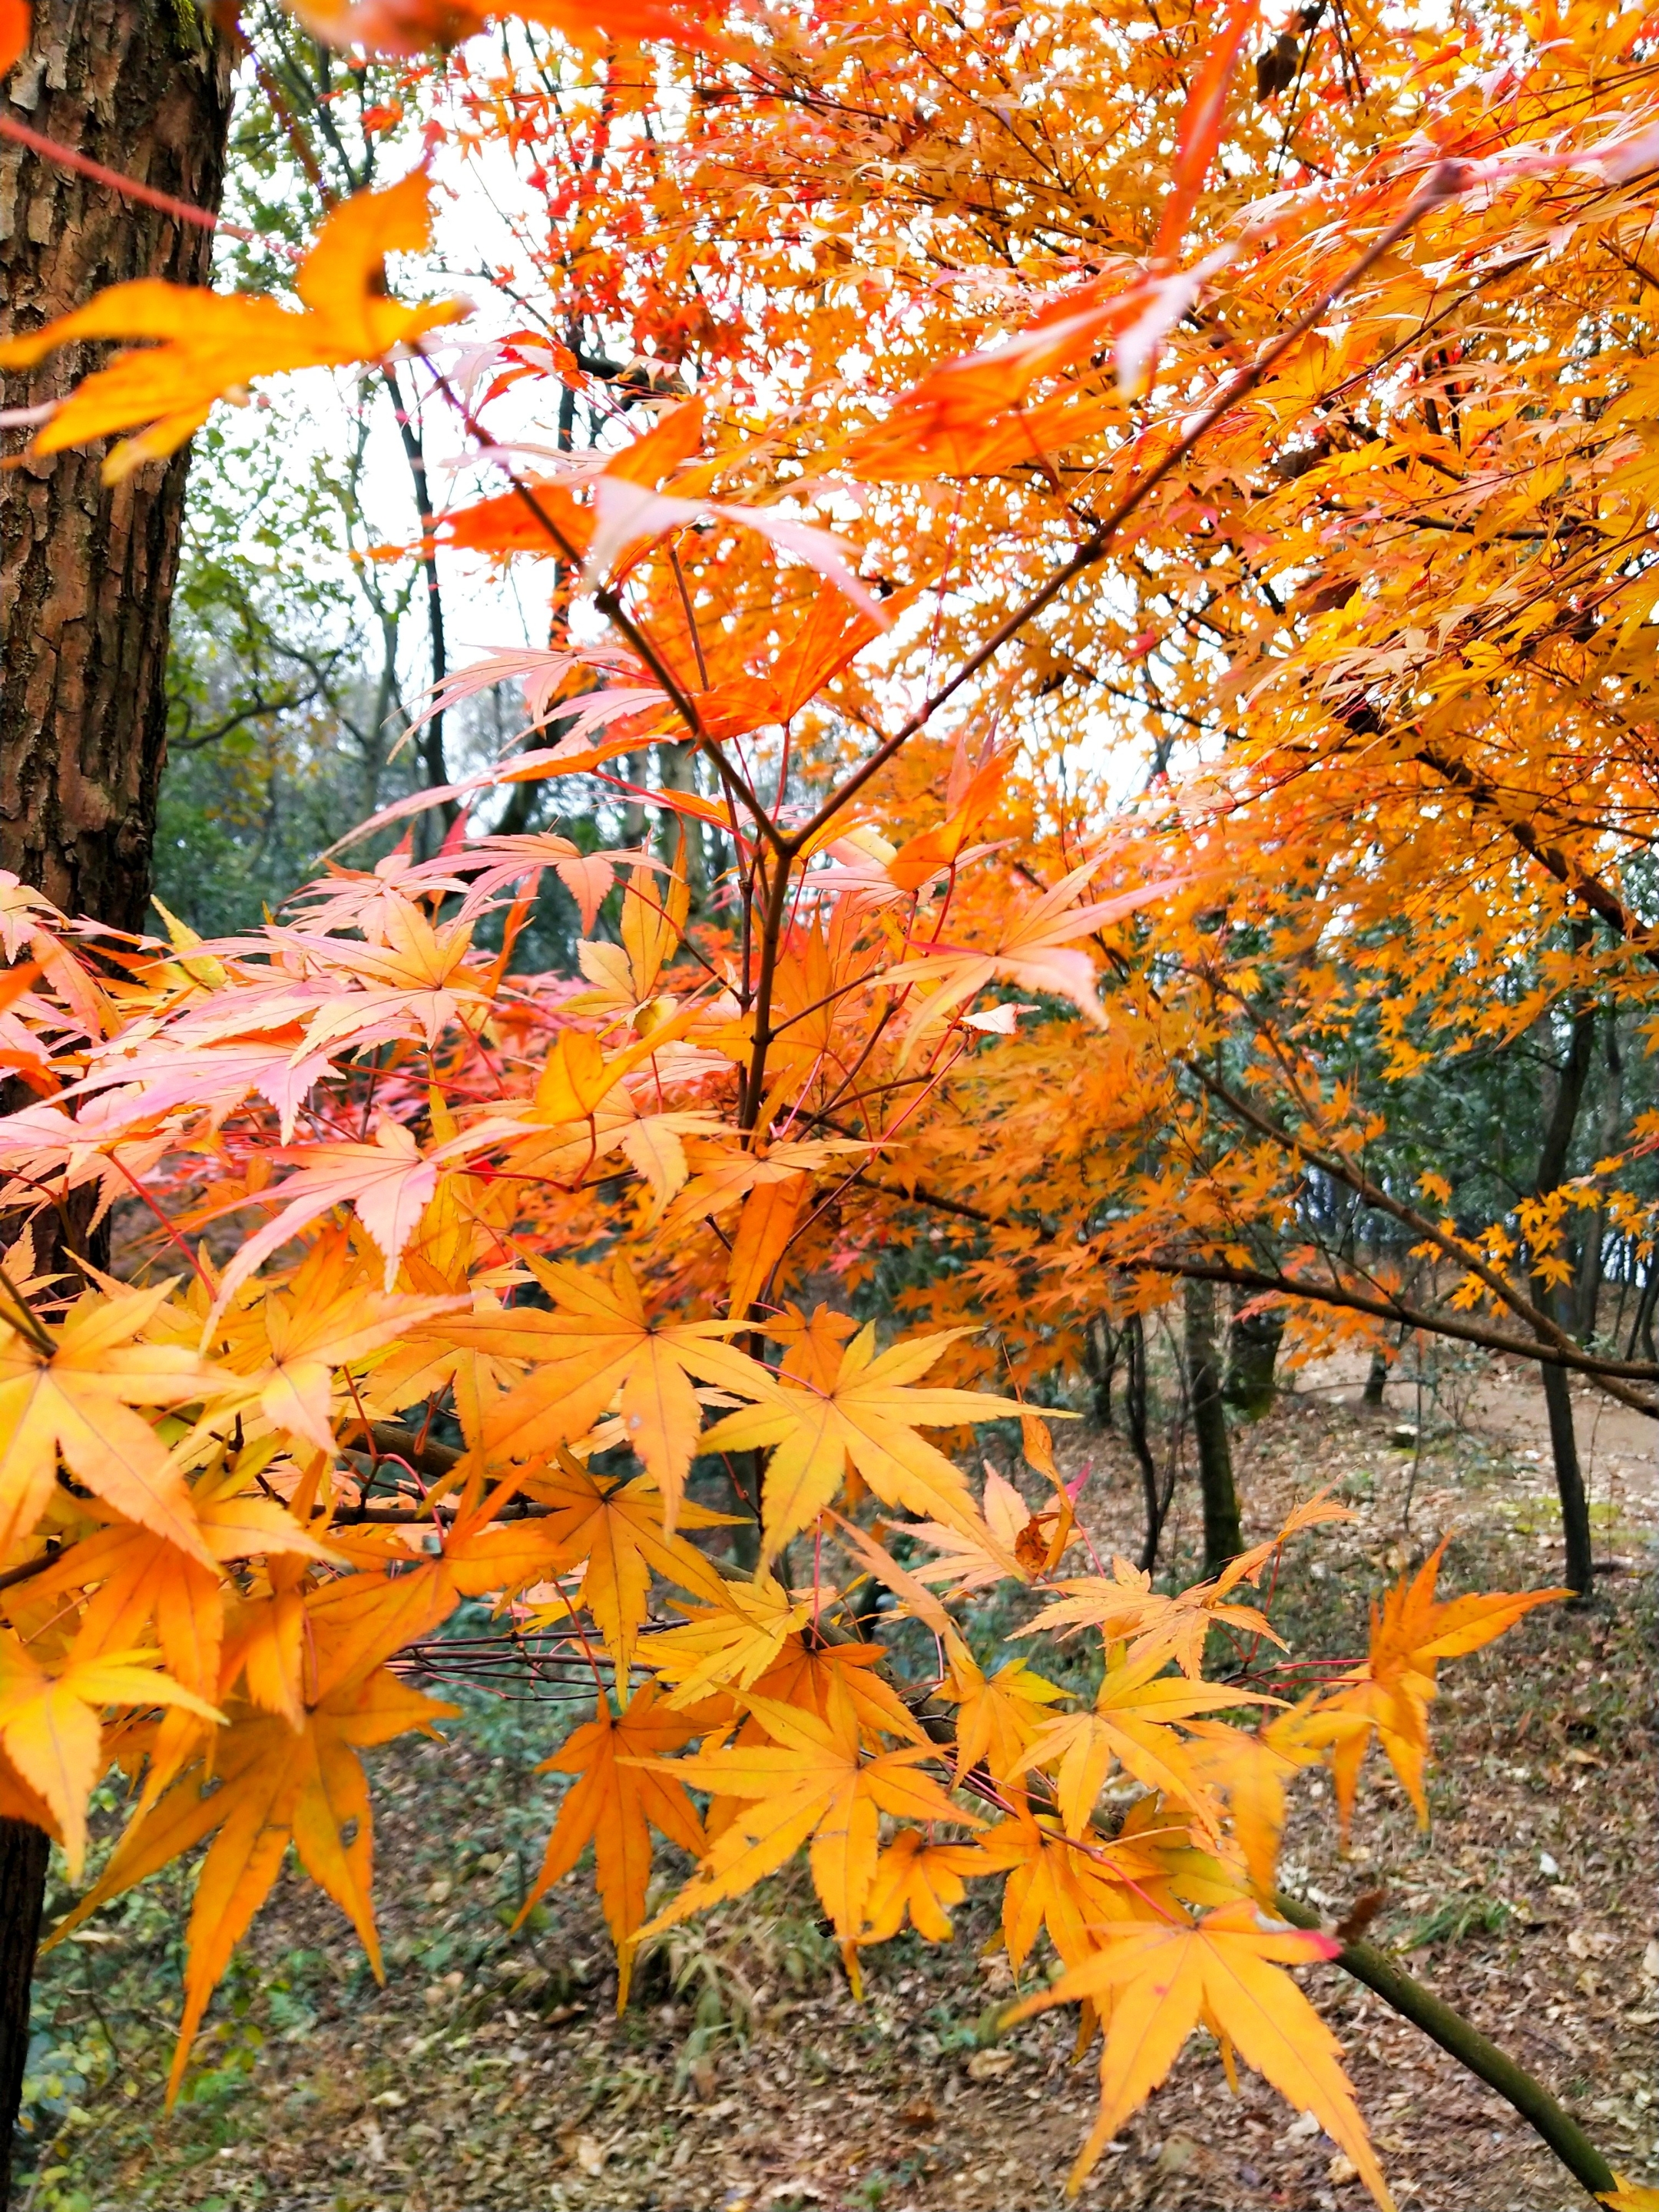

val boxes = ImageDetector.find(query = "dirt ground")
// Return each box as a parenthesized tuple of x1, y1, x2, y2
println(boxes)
(19, 1365, 1658, 2212)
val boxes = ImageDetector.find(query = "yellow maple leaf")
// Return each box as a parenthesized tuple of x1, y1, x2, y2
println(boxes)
(633, 1675, 977, 1970)
(1012, 1651, 1270, 1838)
(938, 1641, 1067, 1788)
(1013, 1552, 1281, 1678)
(0, 176, 465, 480)
(0, 1630, 221, 1878)
(697, 1323, 1028, 1562)
(1007, 1899, 1393, 2206)
(0, 1282, 224, 1565)
(518, 1446, 735, 1674)
(646, 1571, 823, 1707)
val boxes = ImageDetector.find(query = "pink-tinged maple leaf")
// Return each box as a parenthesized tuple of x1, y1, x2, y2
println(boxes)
(64, 1041, 339, 1144)
(879, 862, 1179, 1041)
(210, 1120, 480, 1306)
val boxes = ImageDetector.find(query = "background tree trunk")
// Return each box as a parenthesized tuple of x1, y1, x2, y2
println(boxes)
(0, 0, 233, 934)
(0, 1822, 48, 2210)
(1532, 971, 1597, 1600)
(1, 5, 233, 2195)
(1184, 1277, 1243, 1574)
(1224, 1289, 1283, 1417)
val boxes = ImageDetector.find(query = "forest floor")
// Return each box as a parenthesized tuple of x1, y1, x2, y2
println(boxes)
(18, 1366, 1658, 2212)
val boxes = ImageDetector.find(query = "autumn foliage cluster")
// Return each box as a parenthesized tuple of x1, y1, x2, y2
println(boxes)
(2, 0, 1657, 2198)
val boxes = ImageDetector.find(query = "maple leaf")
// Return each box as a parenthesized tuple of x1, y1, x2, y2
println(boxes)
(568, 863, 690, 1015)
(1210, 1488, 1359, 1596)
(517, 1684, 708, 2007)
(438, 1256, 769, 1530)
(206, 1111, 503, 1313)
(769, 1302, 859, 1389)
(879, 862, 1176, 1044)
(859, 1830, 983, 1944)
(293, 1478, 592, 1704)
(1318, 1542, 1567, 1830)
(0, 177, 463, 479)
(48, 1663, 452, 2098)
(518, 1447, 736, 1674)
(725, 1168, 809, 1319)
(744, 1635, 928, 1746)
(446, 833, 645, 935)
(697, 1323, 1028, 1562)
(646, 1572, 826, 1707)
(1012, 1651, 1270, 1838)
(29, 1463, 340, 1717)
(293, 0, 734, 61)
(974, 1809, 1160, 1975)
(1186, 1704, 1368, 1896)
(882, 742, 1015, 893)
(937, 1641, 1067, 1789)
(909, 1464, 1045, 1595)
(0, 1630, 222, 1879)
(1012, 1553, 1281, 1679)
(214, 1279, 462, 1456)
(634, 1676, 977, 1969)
(1007, 1899, 1392, 2207)
(0, 1282, 223, 1564)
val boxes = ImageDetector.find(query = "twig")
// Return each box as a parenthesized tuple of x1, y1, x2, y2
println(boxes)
(1272, 1890, 1618, 2204)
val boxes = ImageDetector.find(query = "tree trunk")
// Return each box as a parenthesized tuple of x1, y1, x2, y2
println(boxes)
(1224, 1290, 1283, 1417)
(1362, 1348, 1389, 1406)
(0, 0, 233, 935)
(1532, 970, 1597, 1600)
(1573, 1009, 1621, 1345)
(1539, 1362, 1593, 1598)
(1184, 1277, 1242, 1574)
(0, 1821, 48, 2208)
(1, 6, 233, 2194)
(1123, 1313, 1164, 1571)
(1084, 1314, 1118, 1431)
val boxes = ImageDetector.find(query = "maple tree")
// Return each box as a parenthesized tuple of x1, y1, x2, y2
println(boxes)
(0, 0, 1655, 2200)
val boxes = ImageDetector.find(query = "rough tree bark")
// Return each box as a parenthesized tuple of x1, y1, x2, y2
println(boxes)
(0, 5, 233, 2196)
(0, 0, 233, 933)
(1184, 1276, 1243, 1573)
(1223, 1286, 1283, 1417)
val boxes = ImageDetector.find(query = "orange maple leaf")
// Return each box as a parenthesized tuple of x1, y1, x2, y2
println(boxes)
(1319, 1541, 1568, 1829)
(293, 0, 734, 58)
(48, 1663, 452, 2099)
(516, 1683, 709, 2006)
(446, 1256, 770, 1531)
(859, 1830, 983, 1944)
